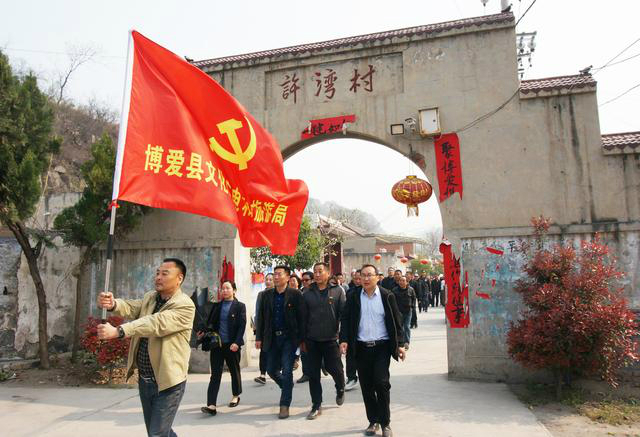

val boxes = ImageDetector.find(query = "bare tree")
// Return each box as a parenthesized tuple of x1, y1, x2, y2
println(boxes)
(52, 43, 99, 105)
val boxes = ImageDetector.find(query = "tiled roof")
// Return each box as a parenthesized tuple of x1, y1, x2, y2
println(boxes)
(602, 131, 640, 152)
(520, 74, 596, 94)
(368, 234, 428, 245)
(194, 12, 514, 68)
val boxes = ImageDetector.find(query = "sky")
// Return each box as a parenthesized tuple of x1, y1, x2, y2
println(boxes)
(2, 0, 639, 237)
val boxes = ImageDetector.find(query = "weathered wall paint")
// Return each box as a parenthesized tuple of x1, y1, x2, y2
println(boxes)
(448, 229, 640, 382)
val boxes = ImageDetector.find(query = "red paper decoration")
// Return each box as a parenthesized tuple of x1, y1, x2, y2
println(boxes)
(391, 175, 433, 216)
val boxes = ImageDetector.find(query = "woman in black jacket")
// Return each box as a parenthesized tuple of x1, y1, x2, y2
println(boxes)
(201, 281, 246, 416)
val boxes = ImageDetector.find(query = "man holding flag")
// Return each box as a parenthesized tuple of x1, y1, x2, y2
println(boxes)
(95, 28, 309, 435)
(97, 258, 195, 437)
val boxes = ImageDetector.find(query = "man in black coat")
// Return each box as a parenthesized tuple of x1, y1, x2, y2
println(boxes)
(392, 275, 415, 348)
(340, 264, 405, 437)
(256, 265, 307, 419)
(430, 275, 441, 307)
(302, 262, 346, 420)
(418, 272, 430, 313)
(379, 267, 396, 291)
(344, 269, 361, 391)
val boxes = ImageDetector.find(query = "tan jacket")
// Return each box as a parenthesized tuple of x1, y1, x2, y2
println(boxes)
(113, 289, 195, 391)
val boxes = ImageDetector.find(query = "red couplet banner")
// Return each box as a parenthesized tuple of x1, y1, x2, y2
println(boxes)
(440, 242, 470, 328)
(112, 31, 308, 255)
(433, 133, 463, 202)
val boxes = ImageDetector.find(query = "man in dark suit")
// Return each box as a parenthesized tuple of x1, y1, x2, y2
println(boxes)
(340, 264, 405, 437)
(430, 275, 441, 307)
(380, 267, 396, 291)
(256, 265, 307, 419)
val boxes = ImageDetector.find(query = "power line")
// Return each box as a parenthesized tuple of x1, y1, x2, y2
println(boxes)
(515, 0, 538, 26)
(593, 37, 640, 75)
(2, 46, 124, 59)
(455, 88, 520, 133)
(593, 52, 640, 72)
(599, 81, 640, 107)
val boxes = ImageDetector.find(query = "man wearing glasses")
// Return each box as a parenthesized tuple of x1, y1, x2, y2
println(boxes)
(255, 265, 306, 419)
(340, 264, 405, 437)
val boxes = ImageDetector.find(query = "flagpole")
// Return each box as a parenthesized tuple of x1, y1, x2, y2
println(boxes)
(102, 206, 118, 322)
(102, 30, 134, 322)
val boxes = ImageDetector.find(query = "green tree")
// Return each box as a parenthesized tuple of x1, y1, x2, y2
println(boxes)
(409, 257, 443, 276)
(251, 216, 330, 272)
(0, 51, 61, 368)
(54, 134, 146, 361)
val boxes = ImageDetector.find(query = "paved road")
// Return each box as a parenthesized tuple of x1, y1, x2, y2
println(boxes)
(2, 307, 552, 437)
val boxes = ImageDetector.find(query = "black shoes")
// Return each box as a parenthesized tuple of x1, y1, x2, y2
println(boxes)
(336, 390, 345, 406)
(201, 406, 217, 416)
(306, 406, 322, 420)
(365, 423, 380, 436)
(254, 375, 266, 384)
(297, 374, 310, 383)
(228, 396, 240, 407)
(382, 425, 393, 437)
(278, 406, 290, 419)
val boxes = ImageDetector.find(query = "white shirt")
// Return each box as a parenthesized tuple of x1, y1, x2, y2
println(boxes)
(357, 286, 389, 341)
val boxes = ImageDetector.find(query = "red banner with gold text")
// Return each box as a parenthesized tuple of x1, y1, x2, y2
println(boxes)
(434, 133, 463, 202)
(112, 31, 308, 255)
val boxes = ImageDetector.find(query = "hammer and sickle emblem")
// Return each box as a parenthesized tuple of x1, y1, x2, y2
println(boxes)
(209, 117, 257, 171)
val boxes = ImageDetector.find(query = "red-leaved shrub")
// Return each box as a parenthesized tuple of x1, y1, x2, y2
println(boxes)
(81, 316, 130, 375)
(507, 216, 638, 397)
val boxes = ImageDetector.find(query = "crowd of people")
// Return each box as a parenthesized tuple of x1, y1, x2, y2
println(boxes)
(96, 257, 445, 437)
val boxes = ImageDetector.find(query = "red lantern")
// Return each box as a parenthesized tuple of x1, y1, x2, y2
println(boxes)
(400, 257, 408, 264)
(420, 259, 429, 265)
(391, 175, 433, 216)
(374, 253, 382, 262)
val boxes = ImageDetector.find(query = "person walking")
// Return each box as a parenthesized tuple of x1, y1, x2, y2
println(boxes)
(392, 275, 415, 349)
(430, 275, 441, 307)
(380, 267, 396, 291)
(255, 265, 306, 419)
(439, 274, 446, 307)
(336, 272, 349, 293)
(297, 271, 314, 384)
(407, 272, 419, 329)
(339, 264, 405, 437)
(418, 272, 430, 313)
(97, 258, 195, 437)
(302, 262, 347, 420)
(344, 269, 361, 391)
(200, 280, 246, 416)
(253, 273, 273, 385)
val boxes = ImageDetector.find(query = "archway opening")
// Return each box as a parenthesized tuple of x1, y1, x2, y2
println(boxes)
(282, 136, 448, 371)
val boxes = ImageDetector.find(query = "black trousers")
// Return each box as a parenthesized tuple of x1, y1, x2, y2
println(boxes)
(259, 349, 268, 374)
(207, 343, 242, 406)
(305, 339, 345, 408)
(356, 342, 392, 427)
(433, 291, 440, 307)
(346, 345, 357, 381)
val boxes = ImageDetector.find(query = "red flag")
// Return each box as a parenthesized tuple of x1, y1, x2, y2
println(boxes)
(433, 133, 463, 202)
(112, 31, 308, 255)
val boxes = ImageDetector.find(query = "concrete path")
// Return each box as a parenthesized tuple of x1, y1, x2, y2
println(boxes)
(2, 307, 552, 437)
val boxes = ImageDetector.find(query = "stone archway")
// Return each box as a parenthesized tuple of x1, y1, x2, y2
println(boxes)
(91, 12, 635, 382)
